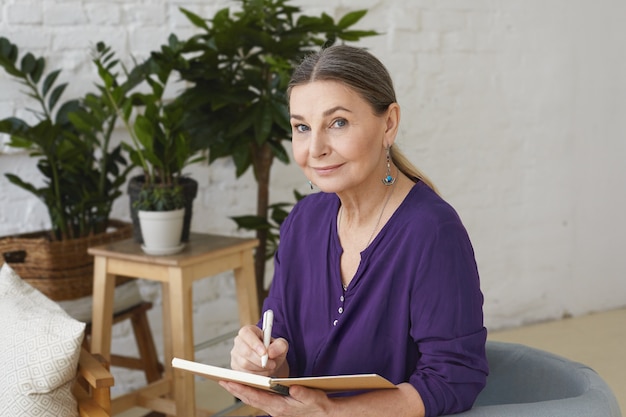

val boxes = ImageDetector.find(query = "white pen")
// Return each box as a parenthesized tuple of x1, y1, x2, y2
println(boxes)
(261, 309, 274, 368)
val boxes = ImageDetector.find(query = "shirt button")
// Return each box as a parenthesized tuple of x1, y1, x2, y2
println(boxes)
(333, 319, 338, 326)
(338, 307, 343, 314)
(340, 295, 344, 302)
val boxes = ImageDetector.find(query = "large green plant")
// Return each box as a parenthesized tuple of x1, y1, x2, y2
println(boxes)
(0, 37, 134, 240)
(154, 0, 377, 303)
(93, 42, 204, 211)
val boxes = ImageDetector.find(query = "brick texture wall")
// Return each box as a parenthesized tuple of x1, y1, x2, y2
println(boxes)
(1, 0, 625, 395)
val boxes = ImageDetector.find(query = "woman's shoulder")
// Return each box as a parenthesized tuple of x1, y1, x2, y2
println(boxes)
(403, 182, 463, 224)
(388, 182, 470, 244)
(387, 182, 475, 253)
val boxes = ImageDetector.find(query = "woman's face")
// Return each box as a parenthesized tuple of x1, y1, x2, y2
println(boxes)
(289, 80, 397, 194)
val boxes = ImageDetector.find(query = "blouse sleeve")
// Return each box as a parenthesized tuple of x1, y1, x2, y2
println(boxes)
(407, 220, 488, 416)
(257, 200, 300, 374)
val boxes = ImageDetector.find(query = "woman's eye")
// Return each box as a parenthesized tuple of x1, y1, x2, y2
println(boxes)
(294, 124, 310, 133)
(332, 118, 347, 128)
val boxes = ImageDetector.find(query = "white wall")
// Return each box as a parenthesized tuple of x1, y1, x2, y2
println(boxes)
(1, 0, 625, 394)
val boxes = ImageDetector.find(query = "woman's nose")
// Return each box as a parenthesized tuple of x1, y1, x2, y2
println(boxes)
(309, 131, 329, 158)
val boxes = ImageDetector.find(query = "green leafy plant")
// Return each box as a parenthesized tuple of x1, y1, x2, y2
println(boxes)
(92, 41, 204, 211)
(231, 189, 306, 260)
(154, 0, 378, 302)
(134, 184, 185, 211)
(0, 37, 134, 240)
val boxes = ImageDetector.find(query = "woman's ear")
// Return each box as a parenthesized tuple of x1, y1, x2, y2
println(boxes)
(384, 103, 401, 144)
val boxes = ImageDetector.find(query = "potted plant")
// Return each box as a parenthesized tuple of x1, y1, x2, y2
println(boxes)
(0, 37, 136, 300)
(93, 42, 205, 254)
(152, 0, 377, 303)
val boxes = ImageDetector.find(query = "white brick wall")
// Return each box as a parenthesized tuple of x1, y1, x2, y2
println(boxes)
(1, 0, 625, 395)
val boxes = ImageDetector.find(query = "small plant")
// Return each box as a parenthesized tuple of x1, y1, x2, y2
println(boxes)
(134, 184, 185, 211)
(92, 41, 204, 212)
(0, 37, 134, 240)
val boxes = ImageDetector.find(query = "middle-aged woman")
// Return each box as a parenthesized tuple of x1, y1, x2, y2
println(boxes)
(219, 45, 489, 417)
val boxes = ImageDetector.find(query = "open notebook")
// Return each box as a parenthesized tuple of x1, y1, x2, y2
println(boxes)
(172, 358, 397, 395)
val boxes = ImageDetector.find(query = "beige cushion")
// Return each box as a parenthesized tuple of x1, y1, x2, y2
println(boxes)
(0, 263, 85, 417)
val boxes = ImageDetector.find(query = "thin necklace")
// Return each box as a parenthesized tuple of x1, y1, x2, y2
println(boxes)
(338, 184, 395, 291)
(337, 182, 396, 251)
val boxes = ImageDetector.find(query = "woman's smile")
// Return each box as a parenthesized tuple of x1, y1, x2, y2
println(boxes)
(311, 163, 345, 176)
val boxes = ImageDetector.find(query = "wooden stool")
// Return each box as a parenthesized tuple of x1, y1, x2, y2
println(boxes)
(88, 233, 259, 417)
(84, 301, 163, 383)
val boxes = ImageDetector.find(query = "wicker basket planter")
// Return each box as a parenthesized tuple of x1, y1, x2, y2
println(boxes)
(0, 220, 133, 301)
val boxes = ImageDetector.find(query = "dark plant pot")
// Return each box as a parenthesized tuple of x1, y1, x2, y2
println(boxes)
(127, 175, 198, 243)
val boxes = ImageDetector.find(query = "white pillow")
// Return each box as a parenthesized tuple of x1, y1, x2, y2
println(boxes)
(0, 263, 86, 417)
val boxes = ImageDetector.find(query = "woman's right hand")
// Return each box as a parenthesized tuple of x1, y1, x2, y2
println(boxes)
(230, 324, 290, 377)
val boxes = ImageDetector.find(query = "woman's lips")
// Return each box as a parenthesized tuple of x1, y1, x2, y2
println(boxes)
(312, 164, 343, 176)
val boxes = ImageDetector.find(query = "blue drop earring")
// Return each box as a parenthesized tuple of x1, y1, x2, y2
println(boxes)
(382, 146, 396, 186)
(308, 180, 314, 190)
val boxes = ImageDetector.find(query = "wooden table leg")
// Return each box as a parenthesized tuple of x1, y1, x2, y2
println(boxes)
(168, 268, 196, 417)
(161, 281, 173, 384)
(233, 249, 260, 325)
(90, 256, 116, 359)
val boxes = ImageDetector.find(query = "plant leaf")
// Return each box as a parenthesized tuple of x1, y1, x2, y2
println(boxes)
(42, 69, 61, 97)
(5, 173, 41, 196)
(179, 7, 210, 31)
(268, 140, 289, 164)
(337, 10, 367, 29)
(231, 215, 272, 231)
(20, 52, 36, 75)
(31, 57, 45, 83)
(48, 83, 68, 111)
(134, 114, 155, 151)
(338, 30, 379, 41)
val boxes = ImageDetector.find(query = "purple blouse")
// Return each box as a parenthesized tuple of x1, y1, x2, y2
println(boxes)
(261, 182, 488, 416)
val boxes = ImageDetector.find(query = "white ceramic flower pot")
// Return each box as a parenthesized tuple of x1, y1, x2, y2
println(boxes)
(138, 208, 185, 255)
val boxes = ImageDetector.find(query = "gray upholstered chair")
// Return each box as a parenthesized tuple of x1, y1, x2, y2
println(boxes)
(452, 341, 622, 416)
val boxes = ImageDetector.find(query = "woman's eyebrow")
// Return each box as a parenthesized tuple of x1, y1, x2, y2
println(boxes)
(290, 106, 352, 120)
(323, 106, 351, 116)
